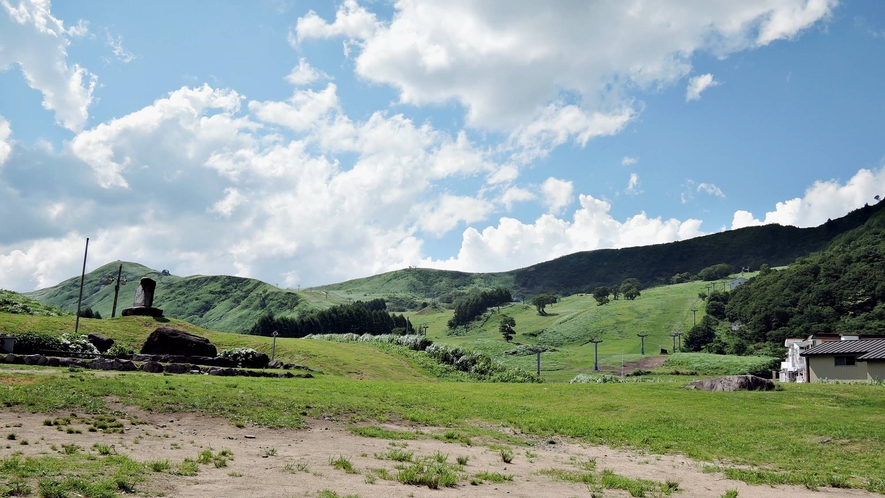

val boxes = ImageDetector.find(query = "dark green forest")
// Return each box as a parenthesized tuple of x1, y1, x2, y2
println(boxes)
(683, 203, 885, 355)
(248, 298, 413, 338)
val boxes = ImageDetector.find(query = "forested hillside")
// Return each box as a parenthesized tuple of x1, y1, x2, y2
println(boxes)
(683, 202, 885, 354)
(510, 202, 885, 296)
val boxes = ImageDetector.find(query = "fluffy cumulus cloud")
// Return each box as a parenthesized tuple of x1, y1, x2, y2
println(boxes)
(423, 194, 705, 273)
(540, 178, 574, 214)
(686, 73, 720, 101)
(296, 0, 834, 147)
(285, 57, 330, 86)
(0, 115, 11, 166)
(0, 0, 96, 131)
(732, 166, 885, 229)
(0, 79, 509, 290)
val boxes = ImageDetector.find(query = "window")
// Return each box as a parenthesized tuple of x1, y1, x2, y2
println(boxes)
(834, 356, 856, 366)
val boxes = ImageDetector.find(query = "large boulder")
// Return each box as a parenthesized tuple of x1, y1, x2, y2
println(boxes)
(687, 375, 775, 392)
(140, 328, 217, 357)
(87, 333, 115, 353)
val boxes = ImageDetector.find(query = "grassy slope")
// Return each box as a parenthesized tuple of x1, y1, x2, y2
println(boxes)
(22, 261, 304, 334)
(1, 371, 884, 492)
(0, 313, 431, 382)
(408, 279, 724, 382)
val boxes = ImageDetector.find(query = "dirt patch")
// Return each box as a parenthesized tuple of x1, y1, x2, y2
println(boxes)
(0, 407, 876, 498)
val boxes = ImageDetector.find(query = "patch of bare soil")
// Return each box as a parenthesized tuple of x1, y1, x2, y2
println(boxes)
(598, 355, 669, 376)
(1, 407, 877, 498)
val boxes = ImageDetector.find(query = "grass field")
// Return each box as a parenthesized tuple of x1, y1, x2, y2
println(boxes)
(1, 369, 884, 493)
(406, 279, 734, 382)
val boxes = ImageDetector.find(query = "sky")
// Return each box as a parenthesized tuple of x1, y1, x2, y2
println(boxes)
(1, 0, 884, 292)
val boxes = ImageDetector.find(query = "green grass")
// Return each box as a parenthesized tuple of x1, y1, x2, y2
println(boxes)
(0, 449, 206, 497)
(409, 280, 712, 382)
(2, 370, 885, 492)
(663, 353, 778, 376)
(349, 425, 419, 440)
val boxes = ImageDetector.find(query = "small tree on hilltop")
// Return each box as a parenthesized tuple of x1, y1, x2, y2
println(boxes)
(499, 315, 516, 342)
(593, 286, 610, 306)
(531, 294, 557, 315)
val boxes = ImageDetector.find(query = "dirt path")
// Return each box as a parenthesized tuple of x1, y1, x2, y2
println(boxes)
(1, 407, 877, 498)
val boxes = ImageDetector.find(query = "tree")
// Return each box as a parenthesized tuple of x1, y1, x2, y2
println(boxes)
(531, 294, 557, 315)
(684, 315, 719, 352)
(499, 315, 516, 342)
(620, 278, 641, 300)
(593, 286, 610, 306)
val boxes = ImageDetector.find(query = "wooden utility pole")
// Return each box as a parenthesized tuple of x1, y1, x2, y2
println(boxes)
(690, 309, 698, 326)
(111, 264, 123, 318)
(74, 238, 89, 336)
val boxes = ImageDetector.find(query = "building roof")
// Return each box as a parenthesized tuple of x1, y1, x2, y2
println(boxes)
(801, 339, 885, 361)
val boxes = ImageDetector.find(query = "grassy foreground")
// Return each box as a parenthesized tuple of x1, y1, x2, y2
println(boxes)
(2, 369, 885, 492)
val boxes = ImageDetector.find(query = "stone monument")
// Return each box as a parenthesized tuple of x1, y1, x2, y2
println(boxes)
(121, 278, 164, 317)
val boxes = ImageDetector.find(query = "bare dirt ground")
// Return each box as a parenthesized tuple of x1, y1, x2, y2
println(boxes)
(1, 406, 877, 498)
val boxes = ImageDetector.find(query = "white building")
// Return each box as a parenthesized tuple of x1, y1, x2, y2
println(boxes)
(780, 338, 811, 382)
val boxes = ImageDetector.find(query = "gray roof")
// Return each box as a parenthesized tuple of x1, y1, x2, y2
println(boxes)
(801, 339, 885, 361)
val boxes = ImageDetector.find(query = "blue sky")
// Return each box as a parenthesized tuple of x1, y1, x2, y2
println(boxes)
(1, 0, 884, 291)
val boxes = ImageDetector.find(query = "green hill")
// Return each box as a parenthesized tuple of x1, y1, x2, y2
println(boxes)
(24, 261, 305, 333)
(23, 202, 884, 336)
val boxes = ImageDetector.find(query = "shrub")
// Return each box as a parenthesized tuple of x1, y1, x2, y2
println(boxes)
(11, 331, 63, 354)
(219, 348, 265, 368)
(106, 343, 134, 359)
(60, 334, 99, 355)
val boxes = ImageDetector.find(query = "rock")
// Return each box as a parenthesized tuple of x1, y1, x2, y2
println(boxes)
(164, 363, 189, 374)
(47, 357, 60, 367)
(89, 358, 117, 370)
(2, 353, 15, 363)
(87, 333, 115, 353)
(687, 375, 775, 392)
(142, 361, 164, 373)
(267, 360, 283, 369)
(140, 327, 217, 357)
(23, 354, 43, 365)
(208, 367, 236, 376)
(114, 359, 137, 371)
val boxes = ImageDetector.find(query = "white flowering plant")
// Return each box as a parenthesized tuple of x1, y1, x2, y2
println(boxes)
(60, 333, 99, 355)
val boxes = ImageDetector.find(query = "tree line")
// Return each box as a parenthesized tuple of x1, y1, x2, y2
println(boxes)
(447, 287, 512, 329)
(248, 298, 414, 337)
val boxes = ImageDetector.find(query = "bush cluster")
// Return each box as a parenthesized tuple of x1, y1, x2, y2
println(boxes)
(219, 348, 267, 368)
(59, 334, 99, 355)
(307, 333, 432, 351)
(106, 343, 134, 359)
(9, 331, 63, 354)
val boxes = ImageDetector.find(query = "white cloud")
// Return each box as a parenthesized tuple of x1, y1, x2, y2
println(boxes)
(626, 173, 641, 195)
(249, 83, 339, 133)
(621, 156, 637, 166)
(498, 186, 535, 211)
(423, 194, 705, 273)
(285, 57, 329, 86)
(731, 166, 885, 229)
(291, 0, 378, 46)
(414, 194, 494, 237)
(697, 182, 725, 198)
(540, 177, 574, 214)
(686, 73, 720, 101)
(70, 84, 253, 188)
(209, 187, 245, 217)
(0, 115, 11, 166)
(105, 32, 135, 63)
(0, 0, 97, 131)
(297, 0, 833, 139)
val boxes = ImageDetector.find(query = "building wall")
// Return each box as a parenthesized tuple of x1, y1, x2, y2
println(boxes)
(867, 361, 885, 381)
(808, 356, 869, 382)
